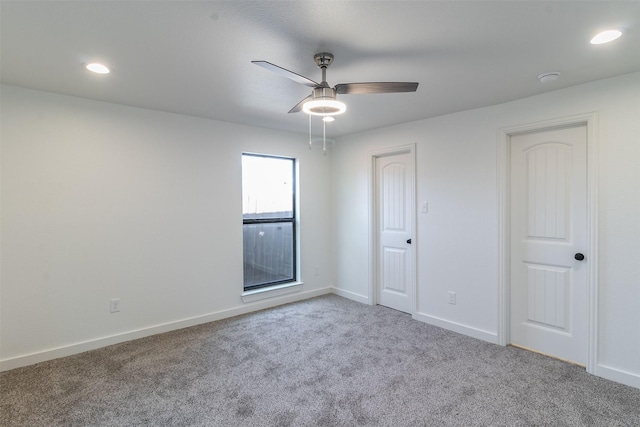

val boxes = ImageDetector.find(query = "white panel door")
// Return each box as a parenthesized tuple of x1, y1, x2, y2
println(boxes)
(376, 151, 414, 314)
(510, 126, 587, 365)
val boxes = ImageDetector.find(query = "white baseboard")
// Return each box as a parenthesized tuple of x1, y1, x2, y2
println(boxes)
(413, 311, 499, 344)
(411, 314, 639, 390)
(330, 286, 369, 304)
(594, 364, 640, 390)
(0, 286, 332, 372)
(6, 288, 637, 391)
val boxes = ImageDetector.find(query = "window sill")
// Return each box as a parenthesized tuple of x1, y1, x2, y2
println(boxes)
(241, 282, 303, 303)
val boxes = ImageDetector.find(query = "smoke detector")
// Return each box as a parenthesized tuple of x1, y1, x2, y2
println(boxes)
(538, 72, 560, 83)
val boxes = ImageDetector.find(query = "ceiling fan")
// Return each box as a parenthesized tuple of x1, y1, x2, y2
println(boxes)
(252, 53, 419, 116)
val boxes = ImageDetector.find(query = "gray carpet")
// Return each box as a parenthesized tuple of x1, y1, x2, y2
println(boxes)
(1, 294, 639, 426)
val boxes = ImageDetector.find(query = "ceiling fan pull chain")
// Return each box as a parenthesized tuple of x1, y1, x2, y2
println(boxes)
(308, 113, 312, 150)
(323, 119, 327, 155)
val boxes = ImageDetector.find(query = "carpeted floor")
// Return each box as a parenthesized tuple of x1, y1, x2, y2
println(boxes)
(1, 294, 639, 426)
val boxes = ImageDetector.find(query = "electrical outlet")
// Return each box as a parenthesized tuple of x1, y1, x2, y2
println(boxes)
(110, 298, 121, 313)
(448, 291, 456, 305)
(314, 266, 319, 276)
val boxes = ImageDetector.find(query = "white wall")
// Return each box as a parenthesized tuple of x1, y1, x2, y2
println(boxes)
(2, 73, 638, 389)
(0, 85, 333, 369)
(332, 72, 640, 388)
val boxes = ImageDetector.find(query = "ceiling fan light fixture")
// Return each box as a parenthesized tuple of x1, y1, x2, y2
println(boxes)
(303, 99, 346, 116)
(303, 86, 346, 116)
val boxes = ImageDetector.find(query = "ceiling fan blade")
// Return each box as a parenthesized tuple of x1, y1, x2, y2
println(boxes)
(252, 61, 319, 88)
(288, 95, 313, 114)
(335, 82, 419, 95)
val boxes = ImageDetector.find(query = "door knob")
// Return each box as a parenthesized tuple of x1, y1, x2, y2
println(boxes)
(406, 239, 412, 244)
(574, 253, 585, 261)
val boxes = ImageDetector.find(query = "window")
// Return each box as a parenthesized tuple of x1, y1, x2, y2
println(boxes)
(242, 153, 296, 291)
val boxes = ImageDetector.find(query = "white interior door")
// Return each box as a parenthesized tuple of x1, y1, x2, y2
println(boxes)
(510, 125, 588, 365)
(375, 150, 414, 314)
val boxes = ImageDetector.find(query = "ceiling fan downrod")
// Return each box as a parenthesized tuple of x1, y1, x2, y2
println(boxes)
(314, 52, 334, 86)
(304, 53, 344, 115)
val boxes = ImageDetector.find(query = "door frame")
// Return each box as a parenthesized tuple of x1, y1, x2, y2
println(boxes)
(369, 143, 417, 314)
(497, 112, 598, 374)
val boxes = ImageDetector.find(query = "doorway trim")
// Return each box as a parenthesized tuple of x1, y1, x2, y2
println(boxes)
(369, 143, 417, 314)
(497, 112, 598, 374)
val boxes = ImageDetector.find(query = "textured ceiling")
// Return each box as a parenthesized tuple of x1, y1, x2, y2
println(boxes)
(1, 1, 639, 137)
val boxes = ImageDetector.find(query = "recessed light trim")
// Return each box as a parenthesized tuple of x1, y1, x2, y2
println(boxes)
(590, 29, 622, 45)
(86, 63, 111, 74)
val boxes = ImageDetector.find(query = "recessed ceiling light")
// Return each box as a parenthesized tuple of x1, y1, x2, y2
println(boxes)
(322, 116, 335, 123)
(590, 29, 622, 45)
(85, 63, 111, 74)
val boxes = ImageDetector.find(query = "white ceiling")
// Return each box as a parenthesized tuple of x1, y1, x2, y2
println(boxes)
(1, 1, 639, 137)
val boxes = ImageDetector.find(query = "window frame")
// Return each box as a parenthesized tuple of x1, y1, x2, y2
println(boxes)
(241, 153, 297, 291)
